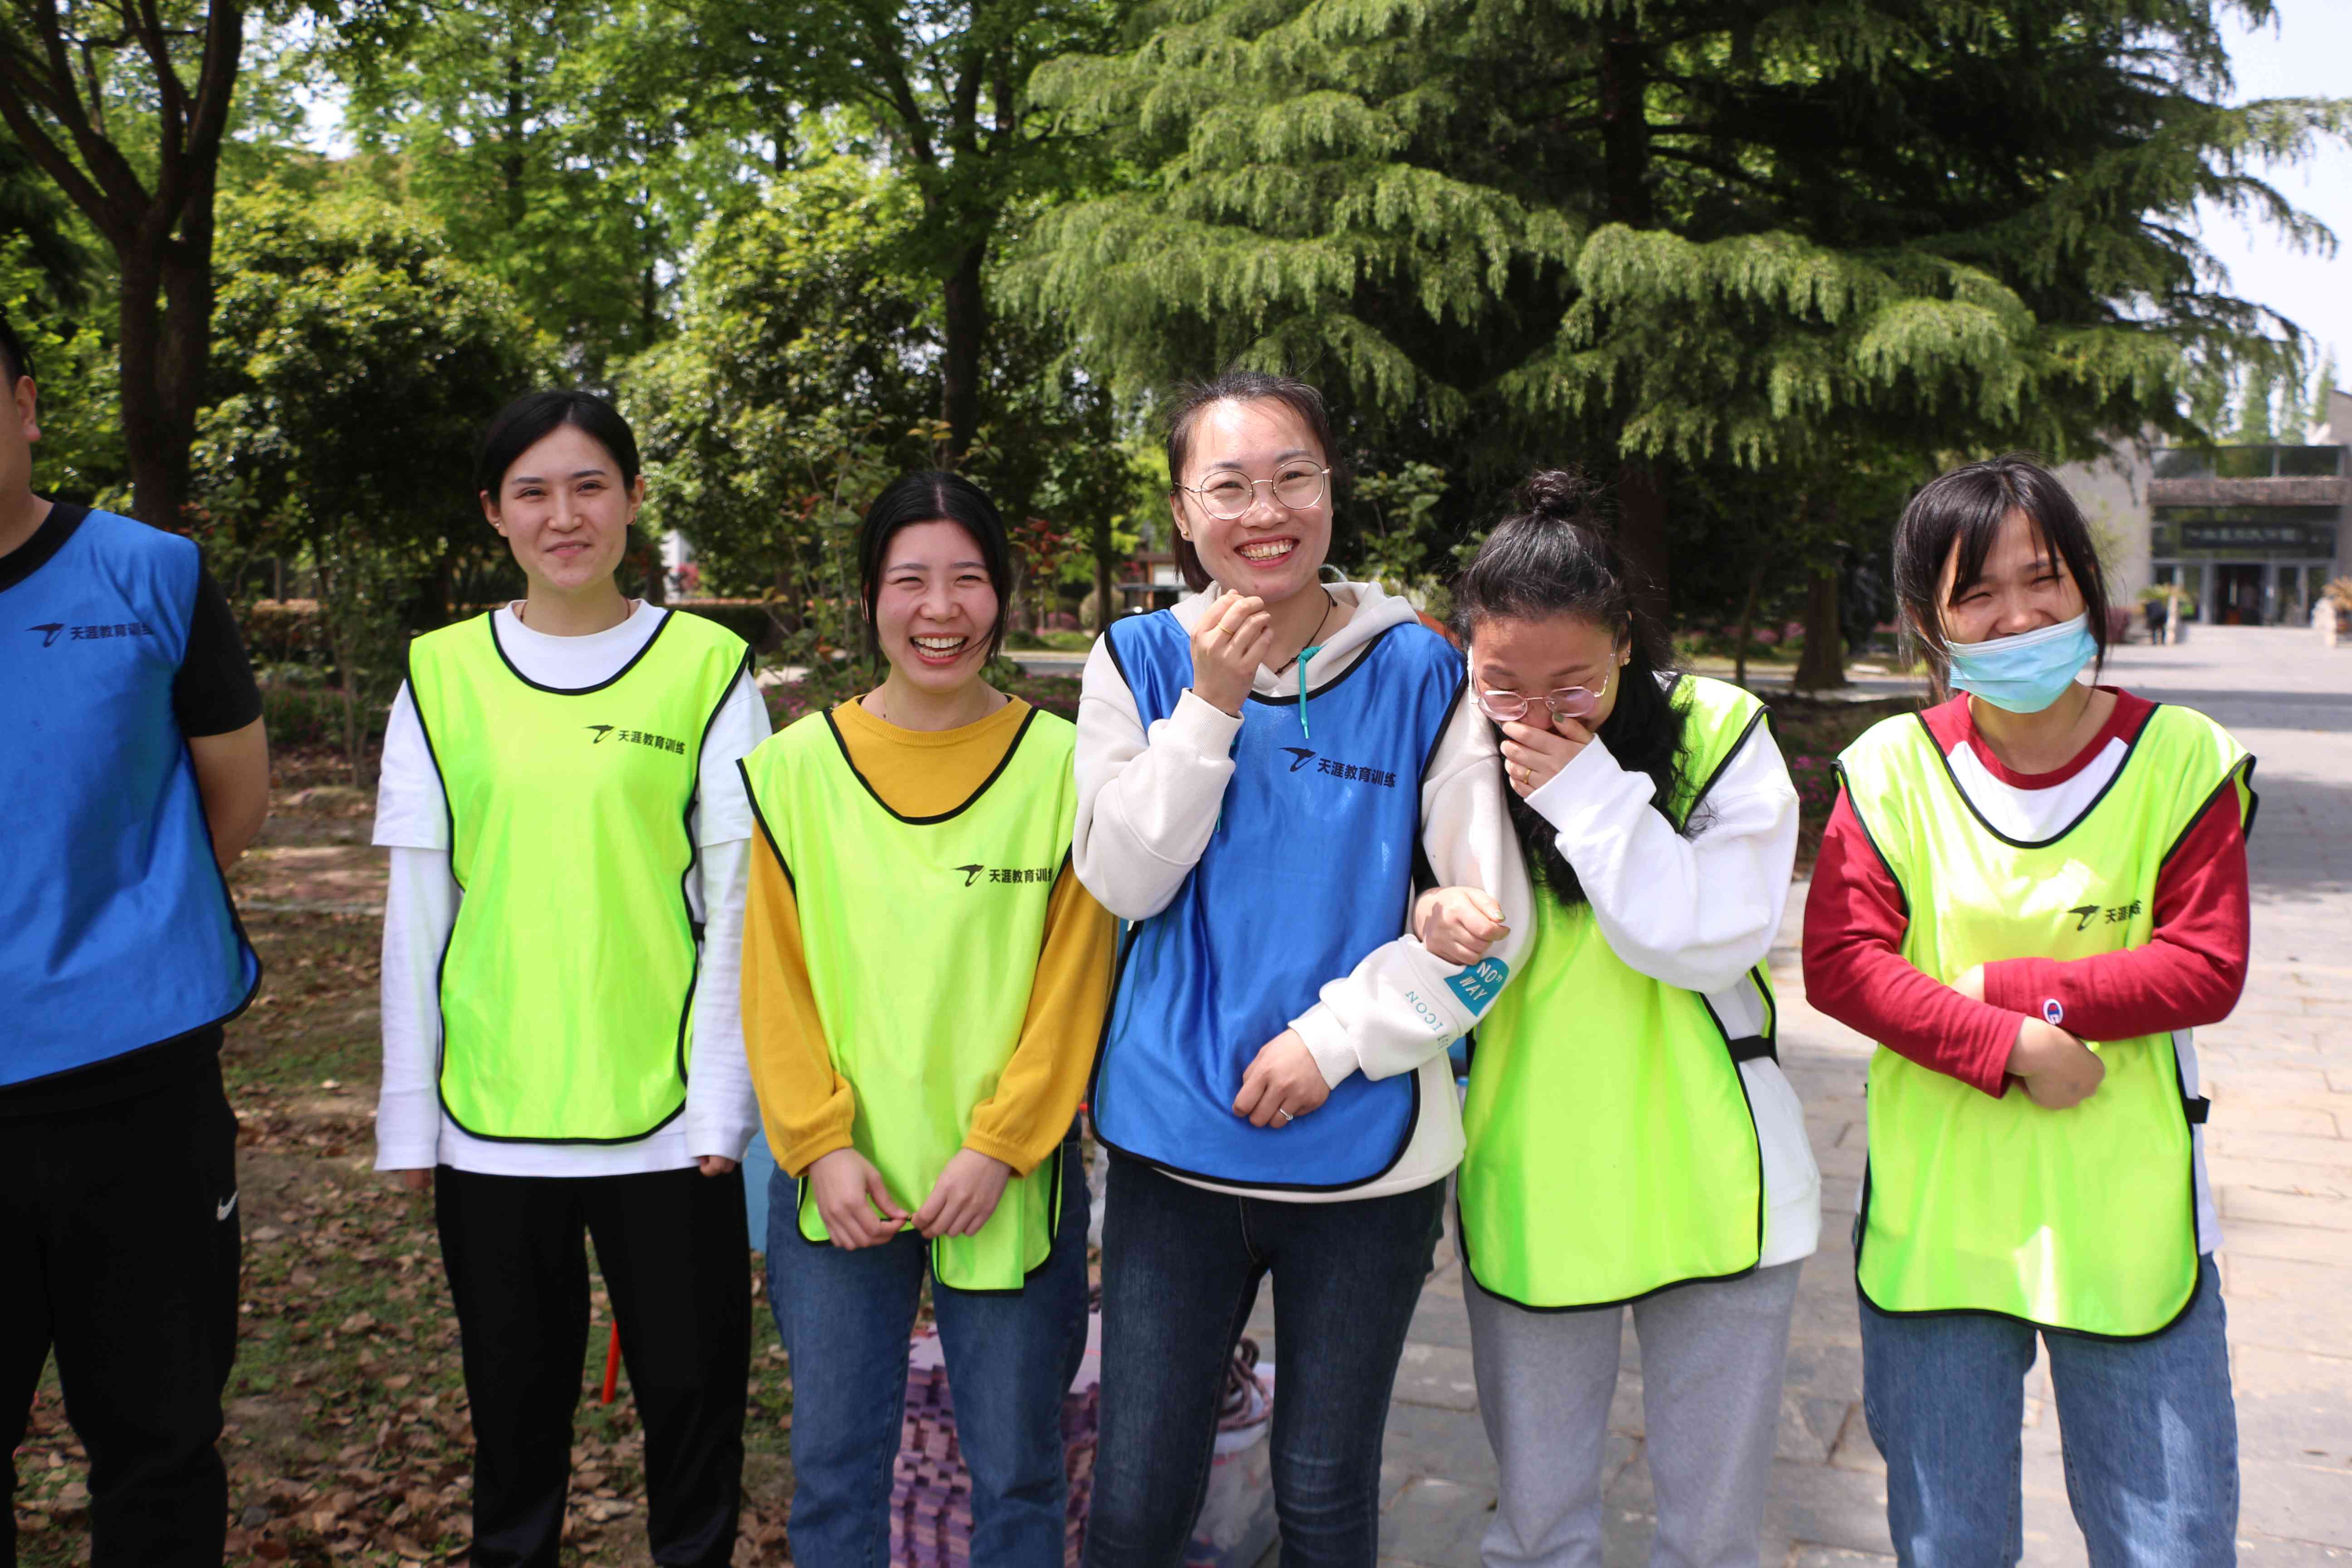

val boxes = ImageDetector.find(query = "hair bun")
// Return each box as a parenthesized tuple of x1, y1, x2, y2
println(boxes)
(1514, 469, 1607, 529)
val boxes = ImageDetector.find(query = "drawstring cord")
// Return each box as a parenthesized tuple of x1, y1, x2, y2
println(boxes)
(1294, 644, 1323, 739)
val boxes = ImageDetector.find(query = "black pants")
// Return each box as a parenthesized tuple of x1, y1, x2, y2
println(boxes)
(434, 1163, 750, 1568)
(2, 1049, 241, 1568)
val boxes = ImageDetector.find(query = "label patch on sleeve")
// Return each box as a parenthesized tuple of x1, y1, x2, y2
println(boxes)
(1445, 957, 1510, 1014)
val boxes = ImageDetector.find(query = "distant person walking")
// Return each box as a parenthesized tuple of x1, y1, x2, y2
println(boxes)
(1, 310, 271, 1567)
(2144, 593, 2168, 645)
(371, 391, 766, 1568)
(1806, 456, 2251, 1566)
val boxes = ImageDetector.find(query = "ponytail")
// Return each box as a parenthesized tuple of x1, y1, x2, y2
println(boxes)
(1452, 470, 1691, 904)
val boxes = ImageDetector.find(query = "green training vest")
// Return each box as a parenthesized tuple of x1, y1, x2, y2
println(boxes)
(1460, 676, 1779, 1309)
(409, 609, 749, 1143)
(1840, 701, 2252, 1338)
(739, 703, 1078, 1293)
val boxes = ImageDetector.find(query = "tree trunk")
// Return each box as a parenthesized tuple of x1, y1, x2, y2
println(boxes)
(1793, 567, 1846, 691)
(1732, 551, 1765, 688)
(1093, 512, 1117, 632)
(941, 240, 988, 463)
(1597, 26, 1653, 228)
(503, 53, 527, 226)
(1614, 457, 1671, 628)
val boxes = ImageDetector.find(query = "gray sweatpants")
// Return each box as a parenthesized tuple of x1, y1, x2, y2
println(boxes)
(1465, 1261, 1803, 1568)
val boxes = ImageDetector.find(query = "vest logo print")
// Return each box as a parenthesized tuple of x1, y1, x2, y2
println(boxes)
(2067, 899, 2143, 932)
(584, 723, 686, 755)
(954, 862, 1054, 887)
(28, 620, 154, 647)
(1278, 748, 1398, 788)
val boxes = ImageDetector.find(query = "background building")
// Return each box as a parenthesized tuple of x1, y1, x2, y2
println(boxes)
(2059, 388, 2350, 627)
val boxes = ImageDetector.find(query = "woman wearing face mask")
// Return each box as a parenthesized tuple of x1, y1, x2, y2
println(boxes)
(1413, 472, 1818, 1568)
(1804, 455, 2252, 1565)
(737, 471, 1115, 1566)
(1075, 371, 1529, 1567)
(371, 390, 765, 1568)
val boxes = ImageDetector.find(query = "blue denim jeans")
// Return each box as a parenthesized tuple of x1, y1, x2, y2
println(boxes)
(765, 1143, 1089, 1568)
(1861, 1253, 2238, 1567)
(1082, 1153, 1447, 1568)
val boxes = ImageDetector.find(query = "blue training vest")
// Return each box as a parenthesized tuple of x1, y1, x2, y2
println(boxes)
(1090, 610, 1465, 1189)
(0, 508, 259, 1087)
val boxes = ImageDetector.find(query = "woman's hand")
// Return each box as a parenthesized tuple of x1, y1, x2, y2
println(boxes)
(697, 1156, 739, 1177)
(394, 1169, 431, 1193)
(1499, 719, 1586, 798)
(912, 1149, 1014, 1239)
(2007, 1018, 2105, 1110)
(806, 1147, 907, 1249)
(1232, 1029, 1333, 1128)
(1415, 886, 1509, 966)
(1189, 591, 1273, 716)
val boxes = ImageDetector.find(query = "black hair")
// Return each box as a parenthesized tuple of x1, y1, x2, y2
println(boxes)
(857, 470, 1016, 664)
(1452, 469, 1690, 906)
(1893, 453, 2110, 701)
(474, 389, 641, 502)
(0, 310, 33, 386)
(1163, 370, 1341, 593)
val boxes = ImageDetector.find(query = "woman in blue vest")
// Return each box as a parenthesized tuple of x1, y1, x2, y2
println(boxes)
(2, 310, 270, 1568)
(1805, 455, 2252, 1564)
(371, 390, 767, 1568)
(1074, 370, 1531, 1566)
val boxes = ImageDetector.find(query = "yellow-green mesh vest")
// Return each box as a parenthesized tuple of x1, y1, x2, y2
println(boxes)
(1839, 702, 2252, 1338)
(739, 703, 1078, 1293)
(409, 610, 749, 1143)
(1460, 676, 1779, 1309)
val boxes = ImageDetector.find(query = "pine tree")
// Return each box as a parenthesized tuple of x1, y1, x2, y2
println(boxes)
(1011, 0, 2348, 666)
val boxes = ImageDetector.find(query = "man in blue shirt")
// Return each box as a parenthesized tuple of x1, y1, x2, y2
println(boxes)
(0, 310, 272, 1566)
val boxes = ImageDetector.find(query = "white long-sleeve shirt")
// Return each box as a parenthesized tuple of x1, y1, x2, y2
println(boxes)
(1521, 706, 1821, 1267)
(1074, 580, 1534, 1203)
(371, 602, 768, 1178)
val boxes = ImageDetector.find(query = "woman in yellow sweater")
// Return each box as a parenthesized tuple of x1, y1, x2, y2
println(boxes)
(737, 469, 1115, 1567)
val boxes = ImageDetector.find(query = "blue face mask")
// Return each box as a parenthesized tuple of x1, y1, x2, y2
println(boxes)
(1945, 613, 2096, 713)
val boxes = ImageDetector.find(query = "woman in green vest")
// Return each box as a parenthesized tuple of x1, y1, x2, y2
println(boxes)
(736, 470, 1117, 1566)
(1417, 470, 1820, 1566)
(372, 390, 767, 1568)
(1805, 454, 2253, 1564)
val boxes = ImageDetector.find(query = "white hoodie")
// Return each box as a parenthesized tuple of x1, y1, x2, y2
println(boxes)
(1074, 580, 1534, 1203)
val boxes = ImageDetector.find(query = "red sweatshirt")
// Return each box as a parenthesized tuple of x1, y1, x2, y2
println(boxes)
(1803, 690, 2251, 1097)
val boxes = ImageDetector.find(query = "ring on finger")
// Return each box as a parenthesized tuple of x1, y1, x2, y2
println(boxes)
(1274, 1107, 1293, 1124)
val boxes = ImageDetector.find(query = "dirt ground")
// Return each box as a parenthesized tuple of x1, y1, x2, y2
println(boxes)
(10, 751, 796, 1568)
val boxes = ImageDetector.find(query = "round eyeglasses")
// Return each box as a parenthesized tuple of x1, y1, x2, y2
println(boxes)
(1177, 464, 1331, 521)
(1476, 681, 1608, 726)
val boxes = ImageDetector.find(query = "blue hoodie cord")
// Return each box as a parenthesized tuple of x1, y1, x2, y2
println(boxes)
(1295, 645, 1323, 739)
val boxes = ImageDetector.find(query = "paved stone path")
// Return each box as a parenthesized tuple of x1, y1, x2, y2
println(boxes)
(1248, 626, 2352, 1566)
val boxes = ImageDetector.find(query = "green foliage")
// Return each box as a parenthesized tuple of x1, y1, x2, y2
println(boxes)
(324, 0, 765, 375)
(193, 185, 545, 770)
(625, 158, 933, 646)
(1012, 0, 2350, 634)
(626, 156, 1140, 654)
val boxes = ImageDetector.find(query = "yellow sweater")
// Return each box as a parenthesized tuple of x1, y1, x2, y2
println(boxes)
(741, 695, 1117, 1179)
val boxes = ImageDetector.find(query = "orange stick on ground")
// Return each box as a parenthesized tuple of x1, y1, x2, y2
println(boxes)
(600, 1322, 622, 1404)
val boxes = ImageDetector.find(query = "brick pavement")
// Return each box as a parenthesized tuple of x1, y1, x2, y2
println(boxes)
(1246, 626, 2352, 1567)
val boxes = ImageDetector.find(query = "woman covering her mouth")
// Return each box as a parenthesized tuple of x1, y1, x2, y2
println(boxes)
(372, 389, 767, 1568)
(735, 470, 1117, 1564)
(1073, 370, 1531, 1565)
